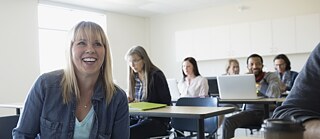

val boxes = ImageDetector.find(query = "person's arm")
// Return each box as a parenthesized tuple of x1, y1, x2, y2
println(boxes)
(273, 43, 320, 136)
(112, 90, 130, 139)
(177, 79, 185, 97)
(149, 70, 171, 105)
(13, 76, 44, 138)
(198, 77, 209, 97)
(265, 72, 282, 98)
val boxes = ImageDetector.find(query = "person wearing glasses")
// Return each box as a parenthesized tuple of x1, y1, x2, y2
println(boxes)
(178, 57, 209, 97)
(125, 46, 171, 139)
(221, 54, 282, 139)
(273, 54, 298, 92)
(13, 21, 129, 138)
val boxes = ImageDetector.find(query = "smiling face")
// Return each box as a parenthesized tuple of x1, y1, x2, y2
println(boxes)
(72, 37, 105, 77)
(247, 57, 263, 76)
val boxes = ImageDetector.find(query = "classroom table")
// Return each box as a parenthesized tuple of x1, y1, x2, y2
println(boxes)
(130, 106, 235, 139)
(0, 102, 235, 139)
(218, 98, 285, 119)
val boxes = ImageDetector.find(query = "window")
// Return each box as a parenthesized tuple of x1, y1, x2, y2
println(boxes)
(38, 4, 106, 73)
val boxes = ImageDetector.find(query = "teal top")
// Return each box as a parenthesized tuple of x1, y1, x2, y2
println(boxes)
(74, 106, 94, 139)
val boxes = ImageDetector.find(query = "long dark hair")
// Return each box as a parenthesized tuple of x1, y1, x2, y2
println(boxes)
(182, 57, 201, 80)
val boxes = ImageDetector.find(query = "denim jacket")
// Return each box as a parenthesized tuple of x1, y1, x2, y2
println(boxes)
(13, 70, 129, 139)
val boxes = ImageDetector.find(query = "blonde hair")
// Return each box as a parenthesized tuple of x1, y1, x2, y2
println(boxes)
(225, 59, 239, 74)
(61, 21, 116, 104)
(124, 46, 158, 100)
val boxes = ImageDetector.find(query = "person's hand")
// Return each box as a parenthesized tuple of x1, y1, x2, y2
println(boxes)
(303, 119, 320, 139)
(279, 82, 287, 92)
(128, 97, 134, 103)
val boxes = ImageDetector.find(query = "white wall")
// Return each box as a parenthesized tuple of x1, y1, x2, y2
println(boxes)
(0, 0, 39, 115)
(148, 0, 320, 79)
(0, 0, 148, 115)
(106, 13, 149, 89)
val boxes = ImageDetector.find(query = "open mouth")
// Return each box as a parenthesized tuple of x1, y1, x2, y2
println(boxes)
(82, 57, 97, 63)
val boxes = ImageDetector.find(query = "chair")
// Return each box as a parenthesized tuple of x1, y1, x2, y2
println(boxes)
(239, 104, 262, 135)
(171, 97, 219, 139)
(0, 115, 20, 139)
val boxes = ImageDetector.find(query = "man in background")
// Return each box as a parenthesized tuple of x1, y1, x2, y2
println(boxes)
(221, 54, 282, 139)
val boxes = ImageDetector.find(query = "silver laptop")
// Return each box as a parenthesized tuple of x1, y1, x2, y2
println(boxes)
(167, 79, 180, 101)
(217, 74, 262, 99)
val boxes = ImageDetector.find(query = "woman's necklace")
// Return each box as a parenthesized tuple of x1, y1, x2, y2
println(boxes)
(79, 99, 91, 109)
(79, 91, 93, 109)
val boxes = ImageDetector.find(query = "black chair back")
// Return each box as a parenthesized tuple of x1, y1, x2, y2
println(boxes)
(171, 97, 218, 136)
(0, 115, 19, 139)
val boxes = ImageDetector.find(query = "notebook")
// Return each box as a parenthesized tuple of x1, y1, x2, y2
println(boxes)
(129, 102, 167, 111)
(217, 74, 262, 99)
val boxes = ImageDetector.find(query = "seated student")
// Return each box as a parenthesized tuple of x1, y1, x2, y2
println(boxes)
(220, 58, 242, 122)
(178, 57, 209, 97)
(220, 58, 242, 109)
(273, 54, 299, 92)
(224, 58, 240, 75)
(221, 54, 282, 139)
(12, 21, 129, 138)
(272, 43, 320, 139)
(125, 46, 171, 139)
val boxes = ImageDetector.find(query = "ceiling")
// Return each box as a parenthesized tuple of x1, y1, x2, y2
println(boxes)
(40, 0, 251, 17)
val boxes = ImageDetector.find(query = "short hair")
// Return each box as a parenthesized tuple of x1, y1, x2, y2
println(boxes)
(247, 54, 263, 65)
(273, 54, 291, 70)
(182, 57, 201, 79)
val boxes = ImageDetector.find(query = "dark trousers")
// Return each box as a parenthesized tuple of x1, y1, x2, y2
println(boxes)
(222, 110, 264, 139)
(130, 118, 167, 139)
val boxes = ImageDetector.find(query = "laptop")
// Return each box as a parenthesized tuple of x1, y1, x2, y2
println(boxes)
(167, 79, 180, 101)
(217, 74, 262, 99)
(206, 76, 219, 97)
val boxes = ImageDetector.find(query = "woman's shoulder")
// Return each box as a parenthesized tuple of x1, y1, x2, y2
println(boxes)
(195, 75, 208, 81)
(37, 69, 64, 84)
(113, 86, 128, 99)
(290, 70, 299, 75)
(149, 68, 166, 78)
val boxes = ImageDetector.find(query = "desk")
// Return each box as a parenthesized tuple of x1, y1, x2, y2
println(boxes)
(0, 103, 23, 115)
(2, 103, 235, 139)
(219, 98, 285, 119)
(130, 106, 235, 139)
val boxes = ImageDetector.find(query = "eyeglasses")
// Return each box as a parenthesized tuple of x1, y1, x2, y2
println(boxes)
(275, 63, 286, 67)
(127, 59, 142, 65)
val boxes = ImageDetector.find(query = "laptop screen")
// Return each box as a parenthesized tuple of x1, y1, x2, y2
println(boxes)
(206, 76, 219, 97)
(217, 74, 260, 99)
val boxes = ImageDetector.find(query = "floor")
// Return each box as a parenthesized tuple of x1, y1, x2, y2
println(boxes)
(165, 127, 263, 139)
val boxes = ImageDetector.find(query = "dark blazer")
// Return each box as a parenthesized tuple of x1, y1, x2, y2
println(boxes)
(145, 68, 172, 125)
